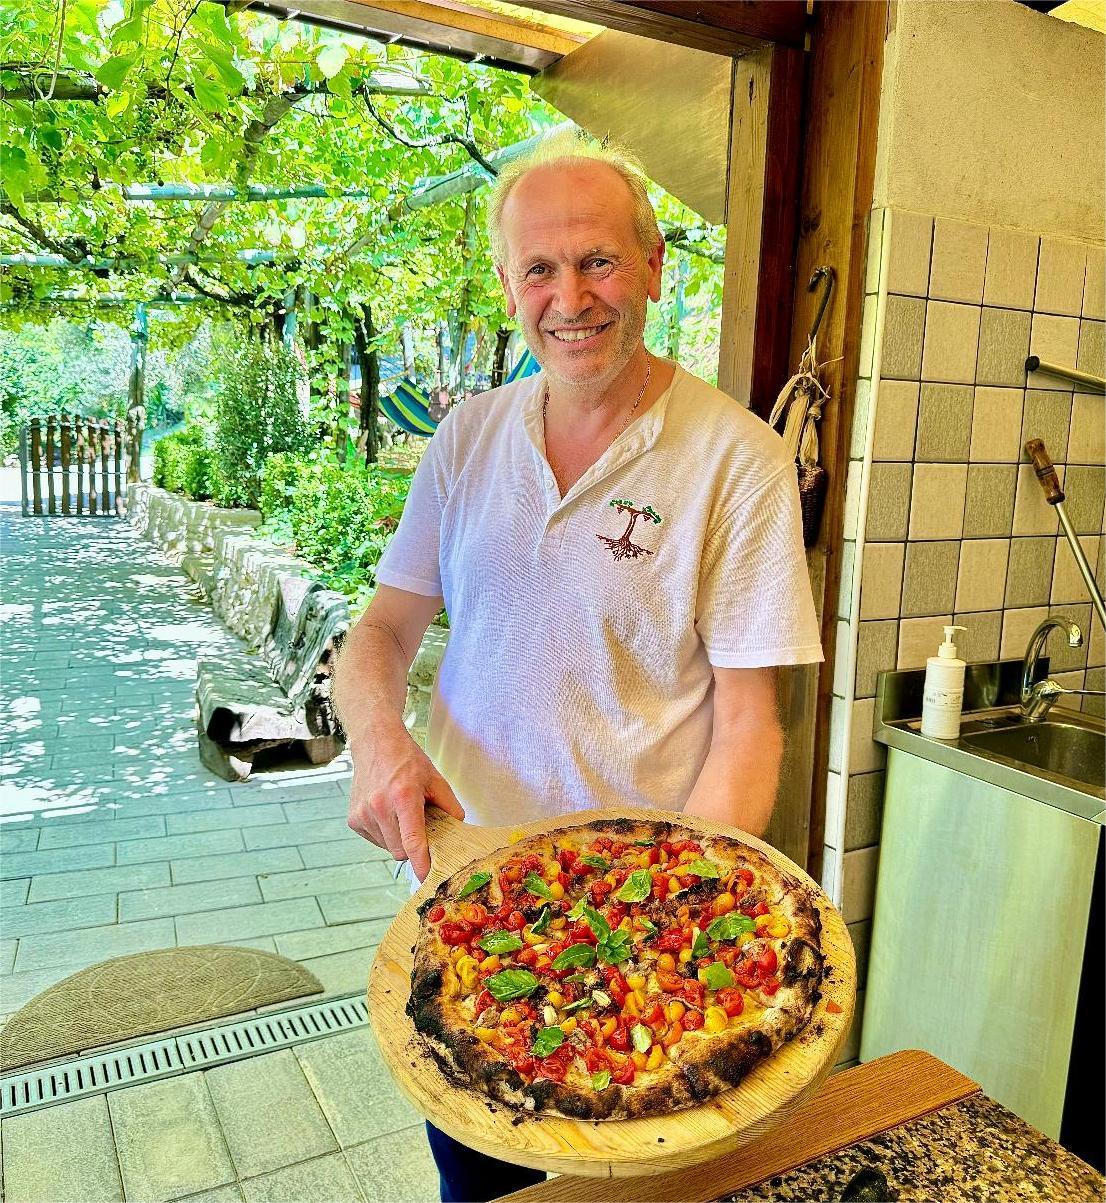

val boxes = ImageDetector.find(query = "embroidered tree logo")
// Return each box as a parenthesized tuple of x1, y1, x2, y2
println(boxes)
(597, 498, 663, 561)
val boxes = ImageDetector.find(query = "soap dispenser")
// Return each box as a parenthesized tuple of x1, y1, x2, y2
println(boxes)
(921, 624, 968, 739)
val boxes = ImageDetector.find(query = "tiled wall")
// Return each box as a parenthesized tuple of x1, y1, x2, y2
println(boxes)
(826, 209, 1106, 1063)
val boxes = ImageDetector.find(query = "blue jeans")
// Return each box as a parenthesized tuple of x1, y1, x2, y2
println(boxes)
(425, 1122, 546, 1202)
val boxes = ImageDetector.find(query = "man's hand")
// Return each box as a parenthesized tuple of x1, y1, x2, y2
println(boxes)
(346, 718, 464, 881)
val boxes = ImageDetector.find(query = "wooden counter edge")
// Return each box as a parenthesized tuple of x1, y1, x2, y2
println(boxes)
(500, 1050, 980, 1203)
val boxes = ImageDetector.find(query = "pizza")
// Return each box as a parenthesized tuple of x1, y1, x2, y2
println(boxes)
(407, 816, 824, 1121)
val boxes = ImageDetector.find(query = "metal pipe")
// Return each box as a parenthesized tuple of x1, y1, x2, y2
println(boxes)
(1025, 356, 1106, 393)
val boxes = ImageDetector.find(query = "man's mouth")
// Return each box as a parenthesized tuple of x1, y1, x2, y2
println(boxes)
(548, 322, 612, 343)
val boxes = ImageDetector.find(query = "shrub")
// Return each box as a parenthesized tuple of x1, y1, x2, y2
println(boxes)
(152, 425, 214, 500)
(209, 340, 311, 509)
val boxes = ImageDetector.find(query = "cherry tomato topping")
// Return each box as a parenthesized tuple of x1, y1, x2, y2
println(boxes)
(643, 1003, 666, 1027)
(517, 947, 537, 966)
(760, 977, 781, 996)
(682, 1008, 704, 1030)
(607, 1025, 630, 1052)
(717, 988, 745, 1017)
(427, 905, 445, 923)
(612, 1060, 636, 1085)
(476, 990, 495, 1011)
(506, 910, 526, 930)
(440, 922, 471, 946)
(610, 841, 626, 858)
(757, 947, 778, 975)
(588, 880, 613, 903)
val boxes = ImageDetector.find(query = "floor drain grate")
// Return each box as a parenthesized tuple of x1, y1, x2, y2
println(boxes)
(0, 992, 368, 1118)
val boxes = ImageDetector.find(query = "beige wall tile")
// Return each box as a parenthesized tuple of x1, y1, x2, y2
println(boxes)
(1013, 463, 1062, 536)
(983, 227, 1039, 310)
(1005, 536, 1057, 608)
(865, 208, 886, 295)
(833, 618, 852, 699)
(964, 463, 1017, 538)
(1021, 389, 1073, 464)
(976, 307, 1032, 388)
(921, 301, 981, 384)
(855, 619, 898, 699)
(851, 378, 872, 459)
(1083, 245, 1105, 320)
(929, 218, 988, 304)
(881, 295, 927, 379)
(970, 387, 1024, 462)
(859, 541, 906, 620)
(899, 614, 952, 669)
(955, 539, 1010, 612)
(1089, 619, 1104, 672)
(825, 769, 845, 849)
(1077, 319, 1105, 378)
(885, 210, 933, 297)
(845, 772, 885, 852)
(908, 464, 967, 540)
(872, 379, 920, 461)
(1000, 606, 1050, 658)
(1035, 237, 1088, 317)
(1046, 603, 1092, 673)
(953, 609, 1002, 663)
(902, 539, 960, 616)
(843, 459, 864, 541)
(1053, 535, 1101, 604)
(916, 383, 973, 461)
(842, 846, 880, 924)
(1068, 393, 1106, 465)
(1085, 667, 1105, 717)
(849, 697, 885, 774)
(1062, 464, 1106, 535)
(1028, 313, 1081, 389)
(858, 294, 878, 379)
(847, 918, 872, 989)
(865, 462, 913, 542)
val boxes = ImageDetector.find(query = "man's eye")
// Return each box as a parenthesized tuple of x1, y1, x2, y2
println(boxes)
(586, 258, 611, 271)
(526, 264, 549, 278)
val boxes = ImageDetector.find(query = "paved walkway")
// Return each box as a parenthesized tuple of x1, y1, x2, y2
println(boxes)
(0, 483, 440, 1201)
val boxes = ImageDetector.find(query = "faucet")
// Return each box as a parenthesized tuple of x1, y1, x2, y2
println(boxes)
(1021, 618, 1083, 721)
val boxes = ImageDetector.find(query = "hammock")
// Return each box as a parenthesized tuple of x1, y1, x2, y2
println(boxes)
(505, 347, 541, 384)
(379, 379, 438, 437)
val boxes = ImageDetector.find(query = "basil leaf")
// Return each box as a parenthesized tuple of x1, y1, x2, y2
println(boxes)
(581, 904, 610, 942)
(637, 918, 658, 940)
(686, 859, 721, 879)
(703, 962, 735, 990)
(485, 969, 539, 1002)
(596, 929, 633, 965)
(631, 839, 655, 847)
(615, 869, 653, 903)
(562, 997, 593, 1013)
(566, 896, 588, 920)
(630, 1023, 652, 1053)
(530, 906, 552, 935)
(563, 973, 591, 985)
(523, 872, 555, 901)
(532, 1026, 565, 1057)
(706, 913, 757, 942)
(591, 1069, 612, 1091)
(456, 871, 491, 899)
(580, 854, 610, 870)
(477, 930, 523, 955)
(691, 928, 710, 959)
(552, 943, 597, 971)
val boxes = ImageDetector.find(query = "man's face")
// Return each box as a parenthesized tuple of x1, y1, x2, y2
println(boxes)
(496, 162, 664, 390)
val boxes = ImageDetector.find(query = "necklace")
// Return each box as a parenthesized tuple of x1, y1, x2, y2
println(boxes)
(543, 363, 652, 480)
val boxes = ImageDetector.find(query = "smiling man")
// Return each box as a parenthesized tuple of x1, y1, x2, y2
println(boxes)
(335, 132, 822, 1201)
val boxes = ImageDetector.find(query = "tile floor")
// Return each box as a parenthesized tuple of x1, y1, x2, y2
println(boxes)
(0, 482, 440, 1201)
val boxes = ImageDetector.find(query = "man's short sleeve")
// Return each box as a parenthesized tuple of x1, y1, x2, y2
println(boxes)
(374, 427, 450, 598)
(695, 464, 823, 667)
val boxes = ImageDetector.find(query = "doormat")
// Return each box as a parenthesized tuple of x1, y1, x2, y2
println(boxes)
(0, 945, 323, 1072)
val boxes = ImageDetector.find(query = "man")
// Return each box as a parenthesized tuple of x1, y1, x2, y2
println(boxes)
(335, 133, 822, 1201)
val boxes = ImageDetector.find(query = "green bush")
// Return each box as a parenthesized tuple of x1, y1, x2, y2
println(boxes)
(209, 340, 311, 509)
(152, 425, 214, 500)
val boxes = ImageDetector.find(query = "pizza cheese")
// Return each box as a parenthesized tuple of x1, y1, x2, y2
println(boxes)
(407, 817, 824, 1121)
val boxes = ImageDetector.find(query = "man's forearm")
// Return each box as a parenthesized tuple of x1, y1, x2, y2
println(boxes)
(682, 721, 784, 837)
(333, 618, 416, 740)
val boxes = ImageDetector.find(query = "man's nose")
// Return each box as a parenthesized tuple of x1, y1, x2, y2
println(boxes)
(553, 270, 593, 320)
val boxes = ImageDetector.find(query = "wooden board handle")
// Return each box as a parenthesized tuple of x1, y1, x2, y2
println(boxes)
(1024, 438, 1065, 505)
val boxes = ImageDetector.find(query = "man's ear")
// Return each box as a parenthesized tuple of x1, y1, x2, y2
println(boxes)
(646, 237, 665, 305)
(496, 265, 517, 318)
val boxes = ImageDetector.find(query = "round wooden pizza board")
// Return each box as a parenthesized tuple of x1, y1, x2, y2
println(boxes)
(367, 806, 856, 1179)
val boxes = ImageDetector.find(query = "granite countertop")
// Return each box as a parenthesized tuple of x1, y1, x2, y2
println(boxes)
(723, 1094, 1105, 1202)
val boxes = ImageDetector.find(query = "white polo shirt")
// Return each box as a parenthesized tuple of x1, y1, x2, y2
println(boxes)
(375, 364, 823, 829)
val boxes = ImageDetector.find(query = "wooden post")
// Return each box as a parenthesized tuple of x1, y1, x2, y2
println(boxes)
(114, 419, 125, 514)
(29, 418, 42, 516)
(45, 415, 57, 515)
(86, 417, 98, 516)
(75, 418, 85, 515)
(60, 412, 72, 515)
(99, 419, 111, 514)
(18, 426, 29, 517)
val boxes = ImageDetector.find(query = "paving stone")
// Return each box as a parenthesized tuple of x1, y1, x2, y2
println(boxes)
(318, 884, 412, 926)
(28, 861, 170, 903)
(239, 1152, 366, 1203)
(280, 795, 351, 823)
(294, 1028, 423, 1148)
(298, 839, 392, 869)
(0, 827, 40, 853)
(117, 830, 246, 865)
(0, 877, 29, 906)
(1, 843, 116, 880)
(170, 847, 305, 886)
(109, 1073, 236, 1202)
(298, 947, 377, 996)
(205, 1049, 337, 1178)
(36, 814, 167, 850)
(176, 1185, 246, 1203)
(243, 818, 354, 850)
(166, 804, 287, 836)
(175, 898, 325, 945)
(121, 877, 264, 922)
(15, 917, 176, 972)
(230, 779, 345, 806)
(1, 1094, 124, 1202)
(259, 861, 393, 902)
(0, 939, 15, 974)
(0, 893, 117, 938)
(1, 961, 87, 1019)
(102, 793, 239, 819)
(345, 1124, 441, 1203)
(274, 918, 392, 962)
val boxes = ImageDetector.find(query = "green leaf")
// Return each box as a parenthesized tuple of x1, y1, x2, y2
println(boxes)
(596, 929, 633, 966)
(530, 905, 552, 935)
(95, 51, 140, 92)
(615, 870, 653, 903)
(638, 918, 658, 940)
(327, 70, 352, 100)
(190, 71, 227, 114)
(562, 973, 591, 985)
(686, 859, 721, 879)
(105, 91, 132, 119)
(317, 43, 349, 79)
(109, 14, 144, 47)
(580, 905, 610, 942)
(631, 839, 655, 847)
(590, 1070, 611, 1091)
(691, 928, 710, 959)
(580, 854, 610, 870)
(531, 1026, 564, 1058)
(477, 930, 523, 955)
(566, 896, 588, 920)
(630, 1023, 652, 1053)
(706, 913, 756, 943)
(456, 871, 491, 899)
(38, 127, 63, 152)
(523, 872, 554, 901)
(702, 963, 735, 990)
(562, 997, 593, 1013)
(552, 943, 597, 971)
(485, 969, 539, 1002)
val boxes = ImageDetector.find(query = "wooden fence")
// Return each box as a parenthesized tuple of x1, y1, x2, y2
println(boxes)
(19, 415, 127, 517)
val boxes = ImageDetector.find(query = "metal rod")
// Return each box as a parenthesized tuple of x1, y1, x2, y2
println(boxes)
(1025, 356, 1106, 393)
(1056, 503, 1106, 629)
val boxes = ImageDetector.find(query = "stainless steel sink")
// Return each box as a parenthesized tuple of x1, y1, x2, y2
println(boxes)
(960, 716, 1105, 793)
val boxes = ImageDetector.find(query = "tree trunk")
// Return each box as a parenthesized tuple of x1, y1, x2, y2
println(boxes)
(337, 340, 352, 456)
(492, 327, 511, 388)
(401, 323, 415, 379)
(437, 321, 450, 391)
(355, 304, 381, 466)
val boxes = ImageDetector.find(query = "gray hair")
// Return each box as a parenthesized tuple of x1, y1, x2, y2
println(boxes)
(486, 129, 663, 267)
